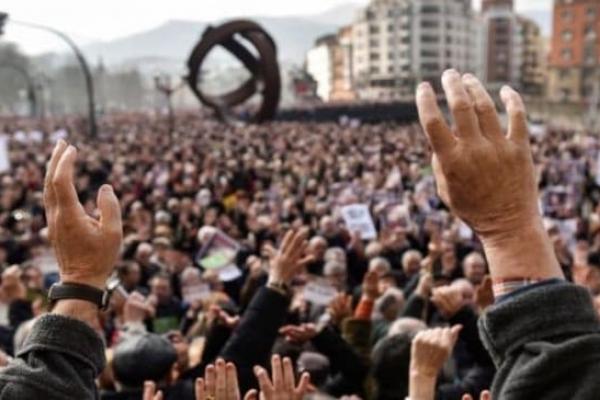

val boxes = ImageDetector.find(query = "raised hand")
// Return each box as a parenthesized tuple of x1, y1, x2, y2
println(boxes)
(143, 381, 163, 400)
(1, 266, 26, 302)
(416, 71, 562, 282)
(253, 355, 311, 400)
(463, 391, 492, 400)
(327, 293, 353, 326)
(409, 325, 462, 400)
(123, 291, 156, 323)
(362, 270, 380, 300)
(196, 359, 257, 400)
(431, 285, 466, 319)
(279, 323, 318, 344)
(44, 140, 123, 289)
(269, 228, 313, 286)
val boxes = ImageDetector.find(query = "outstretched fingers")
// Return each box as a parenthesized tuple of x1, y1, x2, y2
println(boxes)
(52, 145, 83, 217)
(97, 184, 122, 238)
(500, 85, 530, 146)
(462, 74, 503, 141)
(441, 69, 481, 140)
(416, 82, 455, 156)
(44, 140, 68, 213)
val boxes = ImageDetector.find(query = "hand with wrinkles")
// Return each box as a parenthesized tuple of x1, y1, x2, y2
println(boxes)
(416, 70, 562, 282)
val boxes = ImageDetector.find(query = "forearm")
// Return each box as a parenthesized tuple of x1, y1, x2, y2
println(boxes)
(409, 371, 437, 400)
(481, 218, 564, 286)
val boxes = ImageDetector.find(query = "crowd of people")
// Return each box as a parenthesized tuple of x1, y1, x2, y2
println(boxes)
(0, 71, 599, 399)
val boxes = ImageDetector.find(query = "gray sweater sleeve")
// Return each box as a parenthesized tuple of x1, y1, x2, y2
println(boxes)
(478, 282, 600, 400)
(0, 314, 105, 400)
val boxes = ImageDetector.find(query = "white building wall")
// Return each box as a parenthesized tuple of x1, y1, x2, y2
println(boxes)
(306, 45, 333, 101)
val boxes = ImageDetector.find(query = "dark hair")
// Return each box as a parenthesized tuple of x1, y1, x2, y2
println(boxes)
(588, 252, 600, 269)
(371, 333, 411, 400)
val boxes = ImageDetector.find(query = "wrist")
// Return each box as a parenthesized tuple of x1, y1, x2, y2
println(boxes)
(60, 274, 108, 291)
(408, 369, 438, 400)
(51, 299, 99, 327)
(480, 218, 564, 282)
(410, 366, 439, 380)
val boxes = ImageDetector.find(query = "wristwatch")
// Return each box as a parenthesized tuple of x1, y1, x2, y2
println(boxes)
(48, 280, 120, 311)
(266, 280, 292, 297)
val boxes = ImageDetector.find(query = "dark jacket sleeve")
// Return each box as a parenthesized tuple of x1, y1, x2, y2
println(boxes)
(478, 282, 600, 400)
(220, 287, 290, 393)
(0, 314, 105, 400)
(312, 326, 369, 397)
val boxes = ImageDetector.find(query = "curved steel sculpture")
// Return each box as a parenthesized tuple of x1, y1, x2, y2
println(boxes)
(186, 20, 281, 123)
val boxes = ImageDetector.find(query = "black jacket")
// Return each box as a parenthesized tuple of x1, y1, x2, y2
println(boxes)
(479, 281, 600, 400)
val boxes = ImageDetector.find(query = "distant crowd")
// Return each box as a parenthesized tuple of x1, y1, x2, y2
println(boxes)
(0, 111, 600, 399)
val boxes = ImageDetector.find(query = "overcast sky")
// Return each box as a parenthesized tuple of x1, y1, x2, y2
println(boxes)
(1, 0, 551, 54)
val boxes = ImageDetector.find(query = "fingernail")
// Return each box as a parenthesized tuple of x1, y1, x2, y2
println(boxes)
(417, 82, 432, 92)
(443, 68, 458, 76)
(463, 73, 476, 81)
(100, 184, 113, 193)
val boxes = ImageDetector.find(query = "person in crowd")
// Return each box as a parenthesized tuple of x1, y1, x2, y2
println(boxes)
(0, 68, 599, 400)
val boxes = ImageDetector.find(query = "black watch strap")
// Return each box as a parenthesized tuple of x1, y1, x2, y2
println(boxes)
(48, 282, 108, 310)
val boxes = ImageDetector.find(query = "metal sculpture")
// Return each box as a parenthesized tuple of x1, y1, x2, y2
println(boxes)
(186, 20, 281, 123)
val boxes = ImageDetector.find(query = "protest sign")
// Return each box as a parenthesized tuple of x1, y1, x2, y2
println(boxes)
(0, 135, 10, 173)
(303, 280, 338, 306)
(196, 229, 242, 282)
(182, 282, 212, 303)
(341, 204, 377, 240)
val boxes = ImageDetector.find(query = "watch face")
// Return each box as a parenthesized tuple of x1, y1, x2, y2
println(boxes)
(106, 278, 121, 292)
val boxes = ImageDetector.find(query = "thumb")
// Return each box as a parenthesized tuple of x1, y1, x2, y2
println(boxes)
(450, 324, 463, 340)
(244, 389, 258, 400)
(97, 185, 122, 236)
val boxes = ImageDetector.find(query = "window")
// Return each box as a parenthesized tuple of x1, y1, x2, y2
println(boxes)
(370, 66, 380, 74)
(421, 35, 439, 43)
(421, 50, 439, 58)
(561, 48, 573, 61)
(587, 7, 597, 20)
(562, 10, 574, 22)
(559, 69, 570, 79)
(421, 5, 440, 14)
(370, 53, 380, 61)
(421, 20, 439, 29)
(562, 30, 573, 42)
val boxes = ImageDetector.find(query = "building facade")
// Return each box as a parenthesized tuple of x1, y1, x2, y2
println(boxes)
(548, 0, 600, 104)
(306, 35, 337, 101)
(351, 0, 481, 101)
(481, 0, 522, 89)
(331, 26, 357, 102)
(518, 16, 546, 95)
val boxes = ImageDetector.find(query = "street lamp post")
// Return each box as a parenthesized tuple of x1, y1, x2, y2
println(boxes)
(154, 74, 184, 139)
(0, 12, 98, 137)
(0, 63, 37, 117)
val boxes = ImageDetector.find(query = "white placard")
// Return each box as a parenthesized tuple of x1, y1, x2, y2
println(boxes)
(341, 204, 377, 240)
(303, 281, 338, 306)
(218, 264, 243, 282)
(0, 135, 10, 173)
(182, 282, 212, 304)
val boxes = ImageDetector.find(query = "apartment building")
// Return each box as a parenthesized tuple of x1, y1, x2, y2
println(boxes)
(548, 0, 600, 103)
(351, 0, 481, 100)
